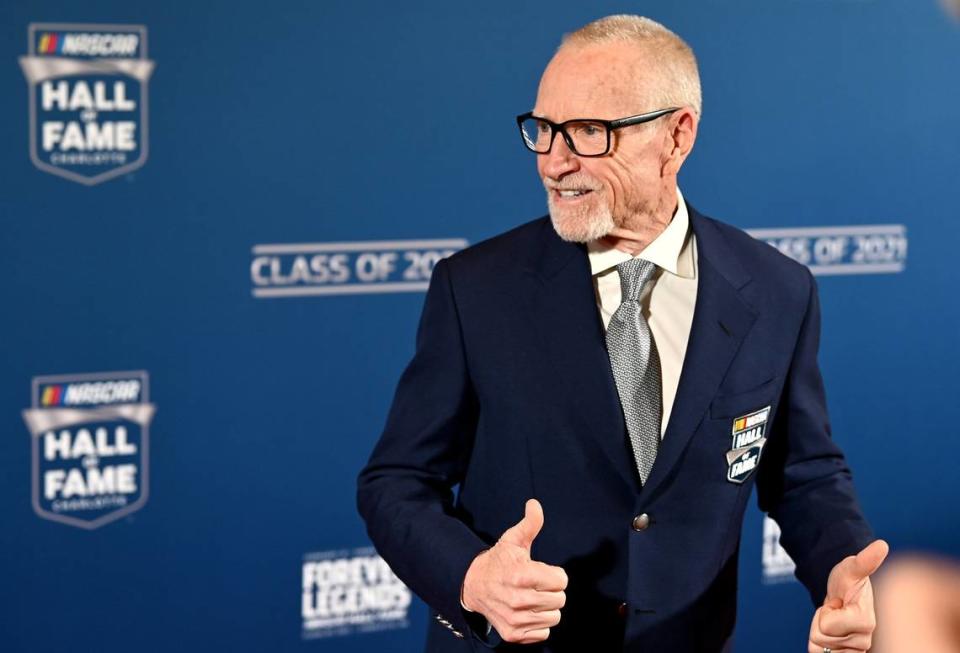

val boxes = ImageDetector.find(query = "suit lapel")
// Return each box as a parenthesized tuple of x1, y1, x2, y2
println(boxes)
(641, 207, 758, 498)
(522, 219, 638, 496)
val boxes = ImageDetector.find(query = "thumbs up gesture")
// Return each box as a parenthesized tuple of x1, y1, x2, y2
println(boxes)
(807, 540, 889, 653)
(461, 499, 568, 643)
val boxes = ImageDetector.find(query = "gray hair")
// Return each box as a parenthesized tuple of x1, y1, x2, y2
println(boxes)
(561, 15, 702, 117)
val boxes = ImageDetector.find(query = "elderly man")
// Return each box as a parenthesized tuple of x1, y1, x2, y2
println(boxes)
(358, 14, 885, 653)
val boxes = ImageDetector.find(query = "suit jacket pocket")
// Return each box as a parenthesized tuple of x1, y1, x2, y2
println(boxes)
(709, 376, 781, 419)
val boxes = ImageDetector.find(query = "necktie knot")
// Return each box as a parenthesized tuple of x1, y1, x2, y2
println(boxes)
(616, 258, 657, 302)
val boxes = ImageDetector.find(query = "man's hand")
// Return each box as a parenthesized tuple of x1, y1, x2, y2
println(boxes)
(808, 539, 889, 653)
(461, 499, 567, 644)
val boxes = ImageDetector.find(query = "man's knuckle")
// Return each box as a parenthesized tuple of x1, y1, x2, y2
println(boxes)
(820, 618, 842, 637)
(506, 590, 524, 610)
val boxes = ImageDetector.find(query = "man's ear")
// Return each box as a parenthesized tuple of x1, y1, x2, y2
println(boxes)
(661, 108, 698, 176)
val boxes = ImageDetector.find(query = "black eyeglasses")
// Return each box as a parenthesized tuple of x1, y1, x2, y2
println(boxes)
(516, 107, 680, 157)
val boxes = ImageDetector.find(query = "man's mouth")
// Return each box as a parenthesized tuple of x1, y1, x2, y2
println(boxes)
(554, 189, 594, 200)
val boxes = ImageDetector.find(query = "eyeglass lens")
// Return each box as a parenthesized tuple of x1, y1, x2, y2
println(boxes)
(520, 118, 609, 156)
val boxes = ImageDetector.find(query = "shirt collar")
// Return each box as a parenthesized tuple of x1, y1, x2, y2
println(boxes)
(587, 187, 694, 279)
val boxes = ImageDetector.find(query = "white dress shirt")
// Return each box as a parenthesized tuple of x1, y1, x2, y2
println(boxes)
(586, 187, 699, 438)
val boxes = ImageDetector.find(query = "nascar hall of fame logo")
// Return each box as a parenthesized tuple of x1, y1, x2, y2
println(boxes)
(762, 516, 797, 584)
(251, 238, 468, 298)
(747, 224, 907, 276)
(726, 406, 769, 484)
(21, 371, 156, 529)
(18, 23, 155, 185)
(302, 547, 412, 639)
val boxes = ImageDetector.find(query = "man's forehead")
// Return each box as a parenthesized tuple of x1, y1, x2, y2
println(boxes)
(534, 42, 657, 119)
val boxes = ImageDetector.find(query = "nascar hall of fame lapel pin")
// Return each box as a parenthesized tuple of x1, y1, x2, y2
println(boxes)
(18, 23, 156, 185)
(21, 371, 156, 529)
(725, 406, 770, 484)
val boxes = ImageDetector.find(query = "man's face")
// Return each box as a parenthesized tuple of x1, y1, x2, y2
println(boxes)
(534, 42, 672, 242)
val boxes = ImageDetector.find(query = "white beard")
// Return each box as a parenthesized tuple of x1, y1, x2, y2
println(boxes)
(547, 192, 616, 243)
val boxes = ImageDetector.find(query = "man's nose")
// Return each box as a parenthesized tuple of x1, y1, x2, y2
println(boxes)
(539, 133, 580, 179)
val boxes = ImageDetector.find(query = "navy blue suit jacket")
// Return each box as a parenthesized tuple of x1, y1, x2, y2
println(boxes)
(357, 204, 874, 652)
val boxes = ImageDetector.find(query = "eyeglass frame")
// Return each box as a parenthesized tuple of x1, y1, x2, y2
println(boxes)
(515, 107, 681, 157)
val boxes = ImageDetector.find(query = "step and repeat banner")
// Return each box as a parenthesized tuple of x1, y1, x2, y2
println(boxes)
(1, 1, 957, 651)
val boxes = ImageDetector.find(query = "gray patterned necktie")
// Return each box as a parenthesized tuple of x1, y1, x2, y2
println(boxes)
(605, 258, 662, 485)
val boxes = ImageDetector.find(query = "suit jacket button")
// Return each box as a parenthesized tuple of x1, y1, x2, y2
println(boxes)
(617, 601, 628, 617)
(632, 513, 651, 531)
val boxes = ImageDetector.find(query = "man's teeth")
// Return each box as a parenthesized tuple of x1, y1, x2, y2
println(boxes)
(559, 190, 589, 197)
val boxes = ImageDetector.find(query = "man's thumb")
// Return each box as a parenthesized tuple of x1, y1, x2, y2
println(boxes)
(853, 539, 890, 579)
(499, 499, 544, 551)
(830, 539, 890, 603)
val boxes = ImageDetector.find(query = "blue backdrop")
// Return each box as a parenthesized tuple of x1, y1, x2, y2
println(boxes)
(2, 0, 957, 651)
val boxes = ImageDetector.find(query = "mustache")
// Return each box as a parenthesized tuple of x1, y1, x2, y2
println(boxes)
(543, 175, 601, 192)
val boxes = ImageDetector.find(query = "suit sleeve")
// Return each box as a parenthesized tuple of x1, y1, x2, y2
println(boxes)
(756, 268, 875, 606)
(356, 257, 491, 639)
